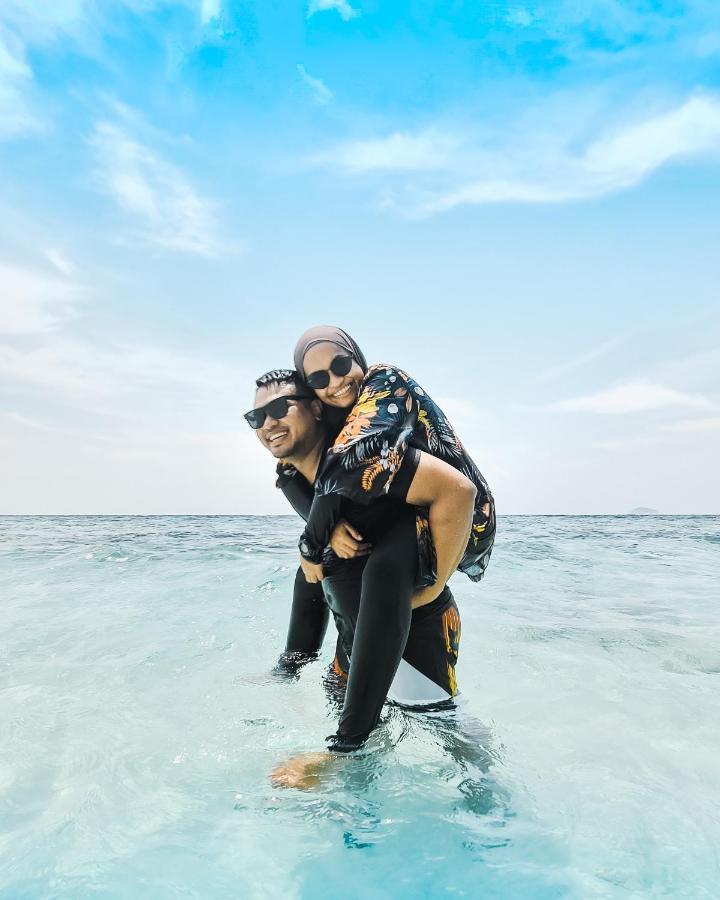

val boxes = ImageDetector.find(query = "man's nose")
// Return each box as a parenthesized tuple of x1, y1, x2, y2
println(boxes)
(260, 414, 280, 434)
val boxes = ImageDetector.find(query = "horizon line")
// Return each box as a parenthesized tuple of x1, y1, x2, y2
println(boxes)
(1, 512, 718, 518)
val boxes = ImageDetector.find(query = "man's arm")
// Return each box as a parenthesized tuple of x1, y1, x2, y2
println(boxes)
(404, 451, 476, 607)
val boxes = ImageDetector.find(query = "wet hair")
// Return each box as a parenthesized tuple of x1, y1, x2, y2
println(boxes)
(255, 369, 312, 396)
(255, 369, 307, 390)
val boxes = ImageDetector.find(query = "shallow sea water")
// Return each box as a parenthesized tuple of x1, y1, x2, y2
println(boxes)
(1, 515, 719, 899)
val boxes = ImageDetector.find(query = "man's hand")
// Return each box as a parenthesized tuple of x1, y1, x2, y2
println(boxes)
(270, 751, 339, 790)
(330, 520, 371, 559)
(300, 557, 324, 583)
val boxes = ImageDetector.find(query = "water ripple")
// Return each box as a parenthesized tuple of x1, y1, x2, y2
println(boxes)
(1, 515, 719, 897)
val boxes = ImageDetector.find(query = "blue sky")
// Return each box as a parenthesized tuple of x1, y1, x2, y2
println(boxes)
(1, 0, 719, 513)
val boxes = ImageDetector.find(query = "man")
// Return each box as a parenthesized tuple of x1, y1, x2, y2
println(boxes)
(246, 369, 477, 788)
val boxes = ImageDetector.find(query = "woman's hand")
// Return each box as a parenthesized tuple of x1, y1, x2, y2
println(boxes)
(330, 520, 371, 559)
(300, 557, 325, 583)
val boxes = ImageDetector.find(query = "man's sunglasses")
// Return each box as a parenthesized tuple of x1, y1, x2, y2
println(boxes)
(244, 394, 312, 430)
(305, 354, 354, 390)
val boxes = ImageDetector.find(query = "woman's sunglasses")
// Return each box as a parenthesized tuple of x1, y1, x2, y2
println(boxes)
(305, 354, 354, 390)
(244, 394, 311, 430)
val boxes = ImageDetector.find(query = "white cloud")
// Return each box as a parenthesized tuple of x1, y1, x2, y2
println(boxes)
(0, 287, 260, 513)
(0, 422, 277, 514)
(0, 337, 242, 398)
(661, 417, 720, 433)
(434, 396, 478, 429)
(316, 130, 458, 174)
(307, 0, 359, 21)
(315, 94, 720, 214)
(0, 29, 29, 81)
(583, 95, 720, 186)
(0, 27, 41, 139)
(0, 263, 82, 335)
(0, 1, 198, 44)
(91, 121, 229, 256)
(507, 8, 534, 27)
(547, 380, 715, 414)
(0, 342, 111, 394)
(0, 2, 87, 45)
(45, 248, 76, 276)
(539, 335, 629, 381)
(0, 240, 250, 517)
(424, 95, 720, 213)
(200, 0, 221, 25)
(0, 411, 55, 432)
(297, 64, 333, 104)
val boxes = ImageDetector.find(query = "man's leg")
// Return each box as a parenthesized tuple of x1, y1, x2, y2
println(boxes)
(273, 566, 329, 678)
(397, 586, 461, 701)
(396, 594, 498, 782)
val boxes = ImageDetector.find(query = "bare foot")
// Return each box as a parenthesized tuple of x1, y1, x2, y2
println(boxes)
(270, 751, 337, 790)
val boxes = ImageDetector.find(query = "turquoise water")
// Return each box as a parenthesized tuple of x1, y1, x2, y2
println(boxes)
(1, 515, 719, 899)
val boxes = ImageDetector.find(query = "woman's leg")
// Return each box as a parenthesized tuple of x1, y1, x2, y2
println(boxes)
(329, 507, 418, 751)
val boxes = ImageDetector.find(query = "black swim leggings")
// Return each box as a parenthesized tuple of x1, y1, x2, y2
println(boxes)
(323, 505, 418, 752)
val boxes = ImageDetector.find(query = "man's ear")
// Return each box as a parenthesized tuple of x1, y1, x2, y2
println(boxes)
(311, 398, 323, 421)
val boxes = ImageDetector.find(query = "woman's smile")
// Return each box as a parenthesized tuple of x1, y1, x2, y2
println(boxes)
(328, 381, 356, 402)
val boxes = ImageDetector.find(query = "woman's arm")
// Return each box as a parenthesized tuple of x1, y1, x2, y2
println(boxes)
(404, 451, 476, 606)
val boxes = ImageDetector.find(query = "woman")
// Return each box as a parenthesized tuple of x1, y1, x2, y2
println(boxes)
(293, 325, 495, 606)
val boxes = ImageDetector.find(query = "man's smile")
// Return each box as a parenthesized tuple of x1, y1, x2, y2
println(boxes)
(266, 428, 289, 446)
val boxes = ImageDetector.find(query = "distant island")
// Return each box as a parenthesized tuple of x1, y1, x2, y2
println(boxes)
(629, 507, 660, 515)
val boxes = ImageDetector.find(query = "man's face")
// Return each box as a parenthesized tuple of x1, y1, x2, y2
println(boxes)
(253, 381, 323, 460)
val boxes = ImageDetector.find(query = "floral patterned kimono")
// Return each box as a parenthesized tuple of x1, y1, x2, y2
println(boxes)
(298, 363, 496, 586)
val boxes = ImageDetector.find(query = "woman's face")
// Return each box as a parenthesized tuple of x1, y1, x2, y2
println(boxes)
(302, 342, 364, 408)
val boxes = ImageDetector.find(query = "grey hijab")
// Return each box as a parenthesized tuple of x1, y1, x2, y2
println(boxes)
(293, 325, 368, 378)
